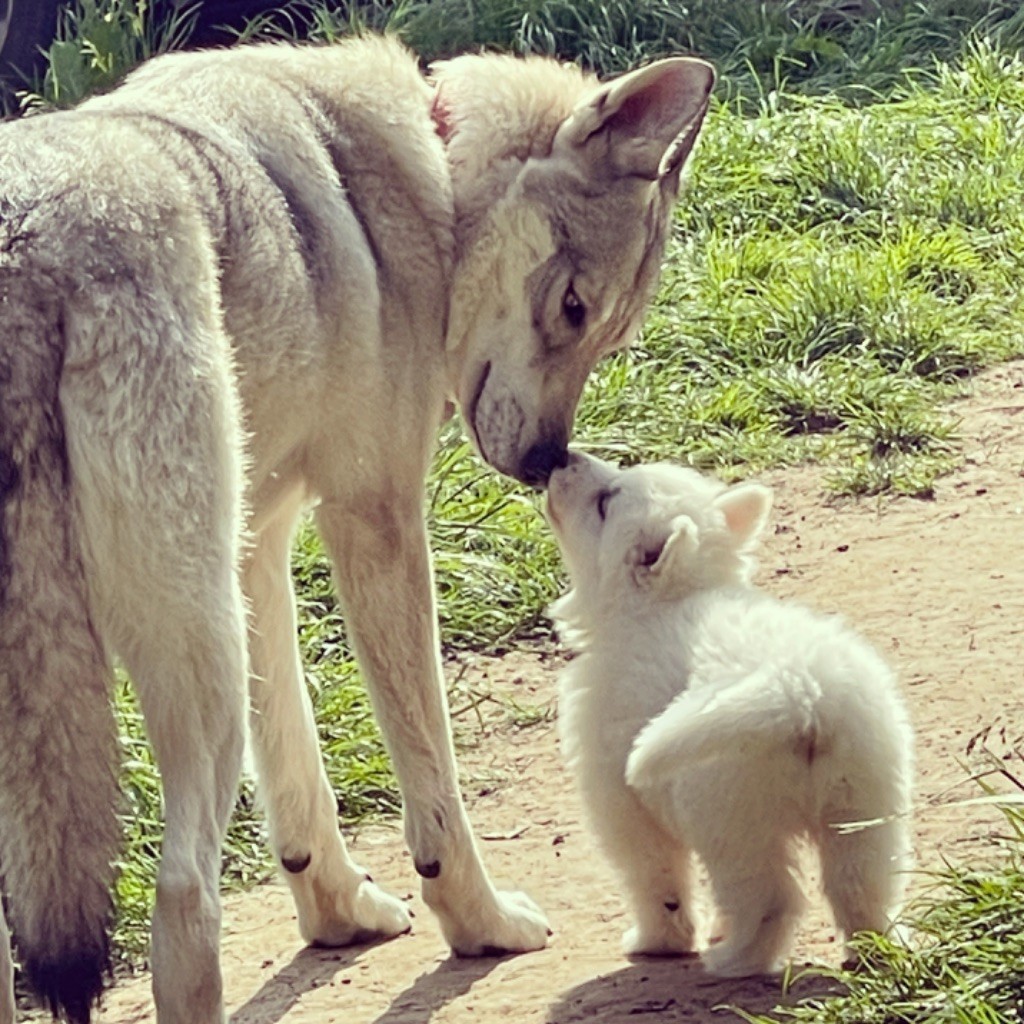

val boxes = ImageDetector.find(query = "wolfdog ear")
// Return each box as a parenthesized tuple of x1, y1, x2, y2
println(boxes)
(713, 484, 772, 547)
(632, 514, 699, 591)
(555, 57, 715, 182)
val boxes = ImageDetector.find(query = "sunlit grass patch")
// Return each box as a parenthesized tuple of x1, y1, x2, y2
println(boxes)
(737, 798, 1024, 1024)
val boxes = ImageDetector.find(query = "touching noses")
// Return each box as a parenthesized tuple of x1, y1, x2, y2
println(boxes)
(517, 438, 570, 489)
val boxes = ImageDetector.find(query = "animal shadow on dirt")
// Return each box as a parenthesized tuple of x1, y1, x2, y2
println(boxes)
(226, 935, 479, 1024)
(368, 956, 504, 1024)
(546, 959, 842, 1023)
(227, 944, 359, 1023)
(229, 943, 502, 1024)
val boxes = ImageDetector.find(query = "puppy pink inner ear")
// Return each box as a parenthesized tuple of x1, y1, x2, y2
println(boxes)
(631, 531, 669, 579)
(714, 484, 772, 545)
(634, 515, 697, 585)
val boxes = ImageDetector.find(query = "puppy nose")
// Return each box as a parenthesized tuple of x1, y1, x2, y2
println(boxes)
(517, 439, 570, 489)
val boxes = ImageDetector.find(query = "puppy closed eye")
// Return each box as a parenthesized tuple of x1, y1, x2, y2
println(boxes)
(638, 546, 662, 567)
(595, 488, 617, 521)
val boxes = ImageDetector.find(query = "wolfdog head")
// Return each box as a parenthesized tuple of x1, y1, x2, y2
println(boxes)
(435, 54, 715, 486)
(546, 452, 772, 623)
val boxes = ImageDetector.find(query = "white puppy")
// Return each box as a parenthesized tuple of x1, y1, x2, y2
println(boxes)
(546, 452, 914, 977)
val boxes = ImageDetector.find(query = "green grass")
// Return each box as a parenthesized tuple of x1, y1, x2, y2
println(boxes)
(11, 0, 1024, 993)
(228, 0, 1024, 108)
(20, 1, 1024, 111)
(737, 787, 1024, 1024)
(18, 0, 196, 110)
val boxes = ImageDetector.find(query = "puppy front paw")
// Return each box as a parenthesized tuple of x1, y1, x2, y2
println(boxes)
(622, 912, 696, 957)
(700, 942, 780, 978)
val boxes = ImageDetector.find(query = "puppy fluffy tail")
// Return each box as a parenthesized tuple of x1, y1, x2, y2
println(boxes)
(0, 323, 120, 1024)
(625, 666, 797, 793)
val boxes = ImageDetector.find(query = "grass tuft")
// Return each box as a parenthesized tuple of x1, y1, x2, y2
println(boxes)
(224, 0, 1024, 111)
(20, 0, 198, 111)
(737, 794, 1024, 1024)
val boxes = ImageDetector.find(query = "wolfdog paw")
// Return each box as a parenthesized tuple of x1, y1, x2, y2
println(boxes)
(301, 876, 412, 948)
(442, 889, 551, 957)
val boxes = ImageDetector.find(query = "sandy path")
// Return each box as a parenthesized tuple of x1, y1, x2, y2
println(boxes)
(97, 362, 1024, 1024)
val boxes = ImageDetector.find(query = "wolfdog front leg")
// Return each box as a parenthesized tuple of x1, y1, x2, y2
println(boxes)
(314, 492, 551, 954)
(245, 486, 414, 948)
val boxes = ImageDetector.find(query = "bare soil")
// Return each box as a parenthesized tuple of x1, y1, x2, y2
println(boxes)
(99, 362, 1024, 1024)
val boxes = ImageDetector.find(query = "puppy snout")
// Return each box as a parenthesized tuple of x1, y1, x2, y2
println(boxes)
(547, 450, 583, 487)
(517, 439, 570, 489)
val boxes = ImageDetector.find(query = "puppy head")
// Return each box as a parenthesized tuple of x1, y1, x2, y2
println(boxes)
(546, 452, 771, 629)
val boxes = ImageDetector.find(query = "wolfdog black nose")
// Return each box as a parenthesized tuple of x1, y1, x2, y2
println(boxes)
(518, 440, 570, 489)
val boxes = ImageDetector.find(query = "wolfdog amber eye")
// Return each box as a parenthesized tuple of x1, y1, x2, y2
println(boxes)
(562, 285, 586, 329)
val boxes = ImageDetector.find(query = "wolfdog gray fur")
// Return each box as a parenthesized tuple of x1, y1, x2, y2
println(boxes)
(0, 35, 713, 1024)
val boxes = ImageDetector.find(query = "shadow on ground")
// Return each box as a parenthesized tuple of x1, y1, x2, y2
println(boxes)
(546, 960, 842, 1023)
(230, 943, 504, 1024)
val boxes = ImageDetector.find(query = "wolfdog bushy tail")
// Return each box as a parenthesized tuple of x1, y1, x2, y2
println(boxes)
(0, 279, 119, 1023)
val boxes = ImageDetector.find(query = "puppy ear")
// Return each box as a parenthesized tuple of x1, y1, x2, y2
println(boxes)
(555, 57, 715, 182)
(713, 483, 772, 548)
(632, 514, 698, 592)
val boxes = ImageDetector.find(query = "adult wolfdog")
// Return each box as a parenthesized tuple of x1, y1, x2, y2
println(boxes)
(0, 34, 713, 1024)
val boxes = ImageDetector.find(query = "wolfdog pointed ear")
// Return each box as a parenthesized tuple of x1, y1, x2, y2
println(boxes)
(713, 484, 772, 547)
(555, 57, 715, 182)
(633, 514, 699, 591)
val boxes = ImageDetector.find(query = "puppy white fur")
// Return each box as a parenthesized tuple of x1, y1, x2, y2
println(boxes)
(546, 452, 914, 977)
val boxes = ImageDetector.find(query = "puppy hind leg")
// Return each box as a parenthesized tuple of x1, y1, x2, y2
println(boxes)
(819, 817, 911, 957)
(699, 836, 804, 978)
(620, 845, 696, 957)
(585, 794, 695, 956)
(245, 494, 411, 948)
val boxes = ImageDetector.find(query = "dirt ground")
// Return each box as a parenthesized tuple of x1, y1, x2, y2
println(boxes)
(98, 362, 1024, 1024)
